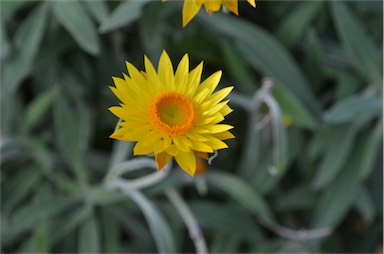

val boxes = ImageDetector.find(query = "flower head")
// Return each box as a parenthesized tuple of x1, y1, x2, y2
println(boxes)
(182, 0, 256, 27)
(109, 51, 234, 176)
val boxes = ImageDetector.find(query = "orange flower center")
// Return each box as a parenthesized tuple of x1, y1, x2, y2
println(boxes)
(148, 92, 196, 135)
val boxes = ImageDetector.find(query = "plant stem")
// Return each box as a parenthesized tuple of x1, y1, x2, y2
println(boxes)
(165, 187, 208, 254)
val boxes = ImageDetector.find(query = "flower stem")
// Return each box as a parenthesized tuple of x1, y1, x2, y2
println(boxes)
(165, 187, 208, 254)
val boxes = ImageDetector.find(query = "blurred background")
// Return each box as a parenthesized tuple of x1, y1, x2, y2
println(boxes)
(1, 0, 383, 253)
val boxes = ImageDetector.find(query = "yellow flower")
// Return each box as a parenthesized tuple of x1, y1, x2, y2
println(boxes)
(109, 51, 234, 176)
(182, 0, 256, 27)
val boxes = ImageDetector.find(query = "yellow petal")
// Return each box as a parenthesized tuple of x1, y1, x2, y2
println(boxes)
(205, 137, 228, 150)
(191, 141, 214, 153)
(186, 132, 210, 142)
(203, 86, 233, 108)
(214, 131, 235, 140)
(220, 104, 233, 117)
(109, 106, 129, 120)
(166, 144, 179, 156)
(155, 152, 172, 170)
(202, 100, 229, 116)
(194, 151, 209, 160)
(195, 70, 222, 97)
(185, 61, 203, 98)
(175, 151, 197, 176)
(223, 0, 238, 15)
(247, 0, 256, 8)
(141, 131, 162, 146)
(202, 124, 234, 133)
(203, 0, 222, 15)
(110, 127, 128, 140)
(144, 55, 161, 89)
(174, 54, 189, 93)
(195, 114, 224, 126)
(123, 129, 149, 141)
(182, 0, 202, 27)
(133, 140, 153, 155)
(158, 50, 175, 91)
(194, 88, 211, 105)
(172, 136, 189, 152)
(126, 61, 147, 88)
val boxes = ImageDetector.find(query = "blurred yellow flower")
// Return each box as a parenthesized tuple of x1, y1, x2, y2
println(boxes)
(182, 0, 256, 27)
(282, 115, 292, 128)
(109, 51, 234, 176)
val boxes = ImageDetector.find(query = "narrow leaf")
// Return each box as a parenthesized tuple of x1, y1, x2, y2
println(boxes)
(99, 1, 149, 33)
(312, 125, 357, 189)
(79, 213, 100, 253)
(359, 120, 383, 179)
(128, 190, 176, 253)
(323, 92, 382, 124)
(23, 89, 56, 133)
(276, 1, 323, 48)
(272, 85, 317, 129)
(53, 0, 100, 55)
(207, 171, 277, 227)
(312, 138, 363, 228)
(200, 13, 321, 115)
(331, 1, 382, 87)
(354, 186, 376, 224)
(31, 223, 50, 253)
(2, 2, 49, 91)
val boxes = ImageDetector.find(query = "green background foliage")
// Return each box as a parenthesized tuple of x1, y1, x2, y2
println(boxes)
(1, 0, 383, 253)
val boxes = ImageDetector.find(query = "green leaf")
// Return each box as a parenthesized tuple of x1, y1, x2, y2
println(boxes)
(275, 1, 323, 48)
(263, 94, 288, 174)
(100, 209, 120, 253)
(2, 2, 49, 91)
(323, 92, 382, 124)
(335, 69, 361, 100)
(53, 94, 84, 176)
(331, 1, 382, 87)
(51, 207, 90, 245)
(27, 139, 54, 172)
(354, 186, 376, 224)
(128, 190, 176, 253)
(22, 89, 56, 133)
(311, 138, 363, 228)
(99, 1, 149, 33)
(221, 41, 256, 94)
(139, 1, 165, 60)
(0, 0, 35, 22)
(82, 0, 109, 23)
(210, 234, 241, 254)
(359, 120, 383, 179)
(53, 0, 100, 55)
(304, 29, 324, 91)
(4, 196, 76, 244)
(0, 21, 10, 59)
(272, 85, 317, 129)
(88, 187, 127, 205)
(250, 151, 282, 194)
(31, 223, 50, 253)
(200, 13, 321, 115)
(79, 212, 100, 253)
(312, 125, 357, 189)
(207, 171, 277, 227)
(275, 184, 316, 211)
(3, 167, 42, 215)
(190, 201, 262, 241)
